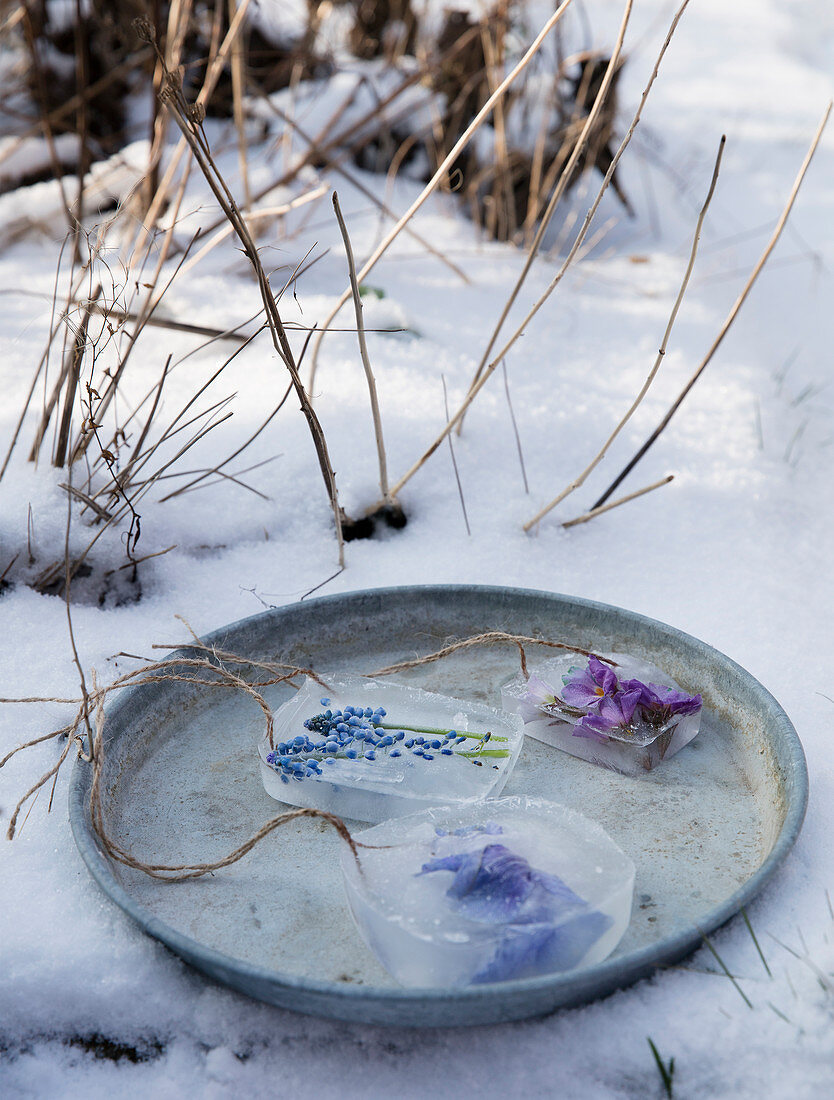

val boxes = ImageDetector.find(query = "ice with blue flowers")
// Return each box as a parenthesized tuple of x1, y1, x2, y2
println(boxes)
(258, 675, 524, 822)
(340, 797, 635, 987)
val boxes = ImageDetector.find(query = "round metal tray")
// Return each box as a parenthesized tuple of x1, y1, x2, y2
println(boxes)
(69, 585, 808, 1027)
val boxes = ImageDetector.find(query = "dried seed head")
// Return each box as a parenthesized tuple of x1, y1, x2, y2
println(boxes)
(133, 17, 155, 44)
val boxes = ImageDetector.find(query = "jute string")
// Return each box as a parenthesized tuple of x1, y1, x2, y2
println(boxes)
(2, 630, 608, 879)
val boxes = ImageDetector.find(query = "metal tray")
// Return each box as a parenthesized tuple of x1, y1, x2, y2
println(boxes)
(69, 585, 808, 1027)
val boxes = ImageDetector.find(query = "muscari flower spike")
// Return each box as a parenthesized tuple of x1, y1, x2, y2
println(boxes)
(264, 699, 510, 783)
(418, 841, 612, 982)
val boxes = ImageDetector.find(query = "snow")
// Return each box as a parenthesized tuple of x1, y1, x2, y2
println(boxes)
(1, 0, 833, 1095)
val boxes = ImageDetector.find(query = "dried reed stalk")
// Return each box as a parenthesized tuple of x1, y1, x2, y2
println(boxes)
(228, 0, 252, 210)
(332, 191, 391, 503)
(591, 100, 832, 509)
(147, 37, 346, 565)
(377, 0, 690, 507)
(131, 0, 252, 260)
(252, 92, 469, 283)
(561, 474, 674, 528)
(523, 134, 725, 531)
(188, 26, 484, 245)
(462, 0, 680, 434)
(306, 0, 576, 390)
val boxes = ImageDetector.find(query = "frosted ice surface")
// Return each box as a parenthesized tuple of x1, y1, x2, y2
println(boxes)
(502, 652, 702, 776)
(340, 797, 635, 988)
(258, 675, 524, 822)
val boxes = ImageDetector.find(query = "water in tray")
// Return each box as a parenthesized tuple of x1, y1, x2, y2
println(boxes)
(340, 797, 635, 987)
(258, 675, 524, 822)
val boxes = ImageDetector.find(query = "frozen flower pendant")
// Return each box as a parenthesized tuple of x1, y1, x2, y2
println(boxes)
(340, 797, 635, 987)
(502, 653, 703, 775)
(258, 675, 524, 822)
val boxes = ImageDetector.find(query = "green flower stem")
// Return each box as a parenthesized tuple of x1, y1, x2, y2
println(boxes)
(454, 748, 510, 759)
(271, 747, 510, 769)
(375, 722, 507, 742)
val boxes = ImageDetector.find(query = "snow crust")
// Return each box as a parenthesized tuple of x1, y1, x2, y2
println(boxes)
(2, 0, 834, 1095)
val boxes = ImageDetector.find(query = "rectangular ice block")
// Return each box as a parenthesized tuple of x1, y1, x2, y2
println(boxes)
(502, 652, 702, 776)
(258, 675, 524, 822)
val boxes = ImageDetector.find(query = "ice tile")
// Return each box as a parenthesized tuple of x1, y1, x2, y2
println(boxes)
(502, 652, 703, 775)
(258, 675, 524, 822)
(340, 798, 635, 987)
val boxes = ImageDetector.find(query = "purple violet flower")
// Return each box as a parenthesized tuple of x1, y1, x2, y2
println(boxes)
(573, 689, 642, 741)
(418, 843, 612, 982)
(628, 681, 702, 717)
(419, 843, 578, 923)
(517, 655, 702, 744)
(560, 656, 619, 711)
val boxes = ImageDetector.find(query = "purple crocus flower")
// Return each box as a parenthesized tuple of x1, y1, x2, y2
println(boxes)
(419, 843, 581, 923)
(418, 843, 612, 982)
(518, 655, 701, 746)
(560, 656, 620, 711)
(618, 678, 702, 717)
(573, 688, 643, 741)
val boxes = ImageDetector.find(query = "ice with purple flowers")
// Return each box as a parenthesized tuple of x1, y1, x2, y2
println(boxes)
(340, 798, 635, 988)
(502, 652, 703, 775)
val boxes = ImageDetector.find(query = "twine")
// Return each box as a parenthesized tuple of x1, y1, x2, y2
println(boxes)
(368, 631, 614, 681)
(2, 628, 611, 878)
(86, 671, 363, 879)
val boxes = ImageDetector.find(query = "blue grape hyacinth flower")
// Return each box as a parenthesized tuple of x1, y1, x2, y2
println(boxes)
(264, 699, 509, 783)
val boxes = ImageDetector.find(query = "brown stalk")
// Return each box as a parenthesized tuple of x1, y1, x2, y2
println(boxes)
(53, 284, 100, 467)
(131, 0, 251, 258)
(182, 17, 487, 252)
(0, 236, 72, 481)
(20, 3, 74, 233)
(332, 192, 391, 504)
(379, 0, 690, 507)
(155, 58, 345, 564)
(228, 0, 252, 210)
(70, 0, 90, 267)
(176, 185, 328, 278)
(308, 3, 580, 391)
(523, 134, 725, 531)
(306, 1, 575, 391)
(70, 214, 198, 464)
(591, 101, 831, 510)
(561, 474, 674, 528)
(157, 399, 289, 502)
(64, 463, 94, 751)
(27, 246, 104, 468)
(462, 0, 637, 420)
(252, 91, 469, 283)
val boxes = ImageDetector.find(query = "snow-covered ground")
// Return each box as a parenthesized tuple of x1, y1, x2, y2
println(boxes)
(1, 0, 833, 1095)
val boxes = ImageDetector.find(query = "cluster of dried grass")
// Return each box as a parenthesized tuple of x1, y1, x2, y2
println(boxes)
(0, 0, 827, 603)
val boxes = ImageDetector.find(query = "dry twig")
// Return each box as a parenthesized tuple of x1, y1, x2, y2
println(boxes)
(561, 474, 674, 529)
(524, 133, 724, 531)
(591, 101, 831, 509)
(332, 191, 391, 505)
(374, 0, 690, 507)
(306, 0, 575, 389)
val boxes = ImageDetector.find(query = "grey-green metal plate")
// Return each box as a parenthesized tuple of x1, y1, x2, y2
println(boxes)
(69, 586, 808, 1026)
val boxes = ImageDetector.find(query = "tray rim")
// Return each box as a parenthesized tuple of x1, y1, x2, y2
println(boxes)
(68, 584, 809, 1027)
